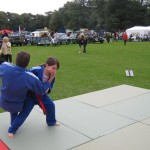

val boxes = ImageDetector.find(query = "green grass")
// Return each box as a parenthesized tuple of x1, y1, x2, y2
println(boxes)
(0, 41, 150, 112)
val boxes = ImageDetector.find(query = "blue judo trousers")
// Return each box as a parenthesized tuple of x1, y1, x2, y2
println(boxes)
(0, 62, 53, 134)
(7, 65, 57, 133)
(28, 65, 57, 126)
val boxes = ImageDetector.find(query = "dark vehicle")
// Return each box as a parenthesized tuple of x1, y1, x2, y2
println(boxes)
(87, 34, 105, 43)
(9, 35, 25, 46)
(76, 31, 105, 44)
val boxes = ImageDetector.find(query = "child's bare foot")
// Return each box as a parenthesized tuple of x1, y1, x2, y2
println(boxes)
(8, 133, 14, 138)
(55, 122, 60, 126)
(48, 122, 60, 126)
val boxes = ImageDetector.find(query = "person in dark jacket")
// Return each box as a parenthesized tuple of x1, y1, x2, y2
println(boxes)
(106, 32, 111, 43)
(82, 36, 87, 54)
(78, 34, 87, 54)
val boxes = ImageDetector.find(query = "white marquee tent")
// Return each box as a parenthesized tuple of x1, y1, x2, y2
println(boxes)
(126, 26, 150, 37)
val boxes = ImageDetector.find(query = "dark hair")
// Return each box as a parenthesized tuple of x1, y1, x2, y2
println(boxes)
(16, 51, 30, 68)
(46, 57, 60, 69)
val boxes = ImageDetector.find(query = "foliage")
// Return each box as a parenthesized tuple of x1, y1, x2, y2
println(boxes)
(0, 12, 49, 31)
(49, 10, 63, 31)
(0, 0, 150, 31)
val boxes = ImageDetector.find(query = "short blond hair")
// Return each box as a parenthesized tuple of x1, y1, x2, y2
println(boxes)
(3, 36, 9, 42)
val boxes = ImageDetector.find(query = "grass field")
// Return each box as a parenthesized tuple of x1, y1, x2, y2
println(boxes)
(0, 41, 150, 112)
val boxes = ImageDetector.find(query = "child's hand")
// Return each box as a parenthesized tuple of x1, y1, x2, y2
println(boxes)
(50, 71, 56, 78)
(7, 43, 11, 48)
(48, 72, 56, 83)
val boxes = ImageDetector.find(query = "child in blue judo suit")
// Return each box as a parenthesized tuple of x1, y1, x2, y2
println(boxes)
(27, 57, 60, 126)
(0, 52, 53, 138)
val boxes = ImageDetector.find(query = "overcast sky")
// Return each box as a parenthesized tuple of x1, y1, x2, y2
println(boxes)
(1, 0, 72, 15)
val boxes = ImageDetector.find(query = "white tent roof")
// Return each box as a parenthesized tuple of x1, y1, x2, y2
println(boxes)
(126, 26, 150, 36)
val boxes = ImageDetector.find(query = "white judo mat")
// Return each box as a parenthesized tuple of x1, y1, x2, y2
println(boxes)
(0, 84, 150, 150)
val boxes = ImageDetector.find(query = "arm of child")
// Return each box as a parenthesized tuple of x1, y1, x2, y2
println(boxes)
(47, 72, 56, 93)
(7, 42, 11, 48)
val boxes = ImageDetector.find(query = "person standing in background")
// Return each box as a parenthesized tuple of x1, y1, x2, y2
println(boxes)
(82, 36, 87, 54)
(106, 32, 111, 43)
(123, 32, 128, 45)
(78, 34, 88, 54)
(78, 34, 83, 53)
(1, 37, 12, 63)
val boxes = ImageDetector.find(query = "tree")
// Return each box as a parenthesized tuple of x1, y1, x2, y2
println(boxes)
(49, 10, 63, 31)
(103, 0, 149, 30)
(92, 0, 107, 30)
(21, 13, 48, 31)
(49, 1, 93, 31)
(0, 11, 9, 29)
(6, 12, 23, 31)
(74, 0, 89, 6)
(0, 0, 149, 32)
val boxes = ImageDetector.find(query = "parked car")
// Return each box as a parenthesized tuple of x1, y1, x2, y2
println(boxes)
(9, 35, 25, 46)
(51, 36, 59, 45)
(55, 33, 70, 44)
(24, 35, 31, 45)
(69, 33, 78, 43)
(87, 34, 105, 43)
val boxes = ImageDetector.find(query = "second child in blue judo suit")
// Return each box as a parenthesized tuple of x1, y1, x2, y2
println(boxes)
(27, 57, 60, 126)
(0, 52, 53, 137)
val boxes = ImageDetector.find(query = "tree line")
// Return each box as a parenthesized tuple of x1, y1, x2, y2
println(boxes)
(0, 0, 149, 32)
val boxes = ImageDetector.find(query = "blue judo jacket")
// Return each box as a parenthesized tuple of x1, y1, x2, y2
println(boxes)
(28, 65, 55, 91)
(0, 62, 52, 113)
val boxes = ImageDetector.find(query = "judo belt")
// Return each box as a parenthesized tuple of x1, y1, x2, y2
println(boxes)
(35, 94, 46, 115)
